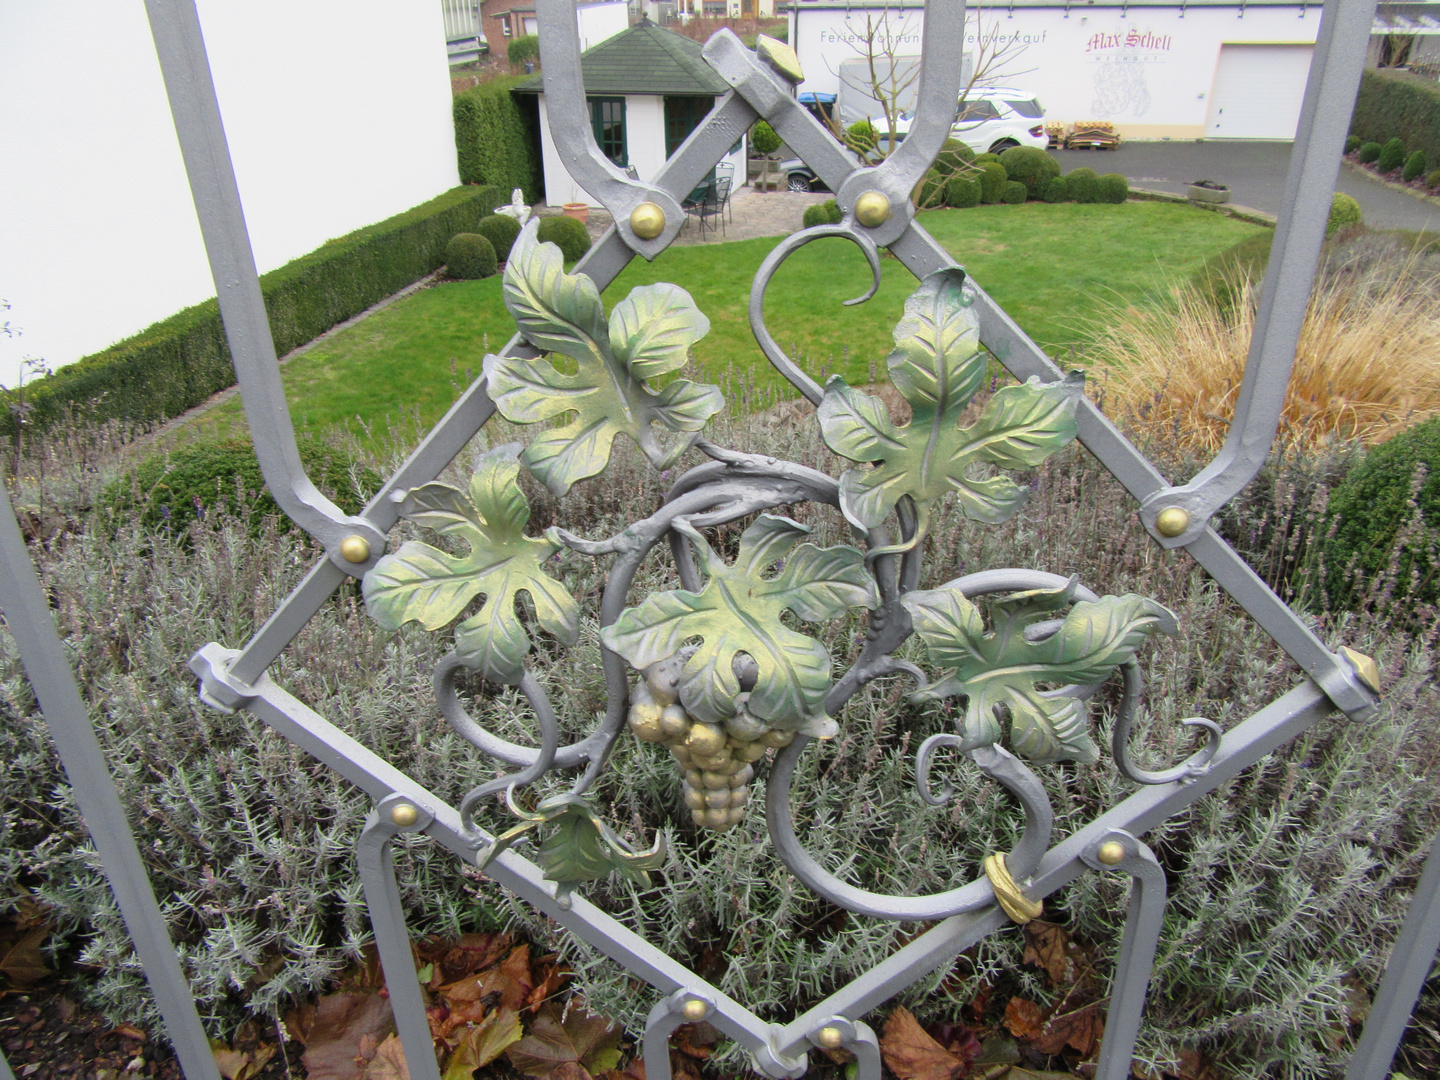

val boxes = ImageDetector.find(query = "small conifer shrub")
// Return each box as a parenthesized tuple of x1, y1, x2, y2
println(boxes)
(445, 233, 498, 279)
(1326, 192, 1363, 235)
(1403, 150, 1428, 182)
(536, 215, 592, 262)
(1378, 137, 1406, 173)
(1429, 169, 1440, 189)
(1358, 141, 1383, 164)
(1345, 134, 1362, 154)
(1097, 173, 1129, 204)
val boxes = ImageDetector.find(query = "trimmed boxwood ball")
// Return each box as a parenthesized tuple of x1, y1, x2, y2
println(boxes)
(1358, 141, 1383, 164)
(1345, 134, 1362, 154)
(1065, 167, 1099, 204)
(946, 174, 982, 208)
(846, 120, 879, 158)
(1378, 136, 1406, 173)
(475, 214, 522, 261)
(997, 146, 1060, 198)
(106, 437, 380, 536)
(973, 152, 1003, 167)
(536, 215, 592, 262)
(802, 199, 843, 227)
(1429, 169, 1440, 189)
(1001, 180, 1027, 205)
(979, 161, 1008, 203)
(1323, 416, 1440, 612)
(445, 232, 497, 279)
(1326, 191, 1363, 235)
(1042, 176, 1069, 203)
(1404, 150, 1428, 182)
(1097, 173, 1128, 204)
(935, 138, 976, 175)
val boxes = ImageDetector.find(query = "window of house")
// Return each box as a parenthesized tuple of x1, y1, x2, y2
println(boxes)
(663, 96, 713, 158)
(590, 97, 627, 166)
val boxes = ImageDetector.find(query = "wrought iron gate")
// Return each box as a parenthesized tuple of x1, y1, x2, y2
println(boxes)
(2, 0, 1438, 1078)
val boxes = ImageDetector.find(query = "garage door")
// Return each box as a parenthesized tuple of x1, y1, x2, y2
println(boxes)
(1205, 44, 1314, 139)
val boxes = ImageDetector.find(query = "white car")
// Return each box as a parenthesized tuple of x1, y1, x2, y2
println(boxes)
(875, 89, 1049, 155)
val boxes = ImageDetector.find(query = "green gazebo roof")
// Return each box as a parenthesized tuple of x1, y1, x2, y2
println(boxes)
(512, 20, 729, 97)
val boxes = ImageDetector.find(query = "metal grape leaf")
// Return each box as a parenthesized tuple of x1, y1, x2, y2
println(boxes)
(900, 578, 1177, 764)
(483, 220, 723, 496)
(362, 444, 578, 684)
(477, 792, 666, 907)
(600, 515, 878, 730)
(818, 269, 1081, 546)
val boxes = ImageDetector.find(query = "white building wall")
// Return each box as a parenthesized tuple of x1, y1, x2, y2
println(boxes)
(0, 1, 459, 387)
(537, 93, 745, 207)
(578, 1, 632, 49)
(790, 4, 1322, 140)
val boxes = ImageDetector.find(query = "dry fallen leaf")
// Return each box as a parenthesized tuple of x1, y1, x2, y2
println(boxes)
(672, 1022, 718, 1061)
(1002, 998, 1046, 1042)
(1032, 1003, 1101, 1057)
(209, 1039, 277, 1080)
(879, 1006, 966, 1080)
(1023, 922, 1083, 989)
(298, 993, 395, 1080)
(442, 1008, 524, 1080)
(362, 1032, 413, 1080)
(482, 945, 535, 1012)
(0, 926, 52, 985)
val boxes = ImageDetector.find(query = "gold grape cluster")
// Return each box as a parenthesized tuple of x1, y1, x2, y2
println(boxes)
(625, 652, 794, 832)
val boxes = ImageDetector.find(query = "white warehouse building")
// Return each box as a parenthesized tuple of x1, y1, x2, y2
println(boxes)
(787, 0, 1432, 141)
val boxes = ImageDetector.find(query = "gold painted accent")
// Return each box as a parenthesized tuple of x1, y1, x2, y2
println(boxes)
(340, 535, 371, 563)
(982, 852, 1043, 924)
(855, 191, 891, 228)
(816, 1027, 845, 1049)
(390, 803, 420, 827)
(681, 999, 708, 1021)
(1097, 841, 1126, 866)
(755, 34, 804, 83)
(1339, 646, 1382, 693)
(630, 202, 666, 240)
(1155, 507, 1190, 538)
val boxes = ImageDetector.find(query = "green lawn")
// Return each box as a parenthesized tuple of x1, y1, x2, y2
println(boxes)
(185, 201, 1263, 445)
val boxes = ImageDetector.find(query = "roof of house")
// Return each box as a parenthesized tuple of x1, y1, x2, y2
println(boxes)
(512, 19, 730, 96)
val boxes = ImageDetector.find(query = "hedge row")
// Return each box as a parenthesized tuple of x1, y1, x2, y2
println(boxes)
(453, 77, 543, 198)
(1349, 69, 1440, 177)
(4, 184, 504, 438)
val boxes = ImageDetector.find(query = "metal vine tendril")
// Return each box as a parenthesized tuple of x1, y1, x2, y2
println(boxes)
(354, 215, 1223, 909)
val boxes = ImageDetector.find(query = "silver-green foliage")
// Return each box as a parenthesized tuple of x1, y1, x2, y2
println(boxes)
(2, 414, 1439, 1080)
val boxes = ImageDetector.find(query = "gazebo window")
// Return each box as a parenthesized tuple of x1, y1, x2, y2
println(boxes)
(664, 96, 713, 157)
(589, 97, 627, 167)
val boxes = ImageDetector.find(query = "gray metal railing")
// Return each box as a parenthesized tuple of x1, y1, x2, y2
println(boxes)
(3, 0, 1438, 1078)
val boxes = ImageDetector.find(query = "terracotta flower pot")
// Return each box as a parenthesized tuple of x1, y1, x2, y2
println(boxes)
(562, 202, 590, 223)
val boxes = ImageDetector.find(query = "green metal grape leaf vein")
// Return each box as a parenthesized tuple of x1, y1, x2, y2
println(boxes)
(818, 268, 1081, 545)
(600, 515, 879, 731)
(900, 577, 1178, 764)
(361, 444, 578, 684)
(478, 791, 666, 907)
(482, 219, 723, 496)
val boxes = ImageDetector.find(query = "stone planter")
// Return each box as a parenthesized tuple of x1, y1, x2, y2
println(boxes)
(1186, 182, 1230, 205)
(562, 202, 590, 224)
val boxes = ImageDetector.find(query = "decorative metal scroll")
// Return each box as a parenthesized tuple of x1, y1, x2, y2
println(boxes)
(10, 0, 1440, 1079)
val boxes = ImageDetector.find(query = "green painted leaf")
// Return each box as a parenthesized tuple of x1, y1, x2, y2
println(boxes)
(484, 222, 723, 495)
(901, 582, 1177, 765)
(362, 445, 578, 684)
(818, 269, 1081, 541)
(600, 515, 878, 728)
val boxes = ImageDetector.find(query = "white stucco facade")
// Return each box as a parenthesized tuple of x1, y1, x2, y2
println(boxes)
(0, 2, 459, 386)
(789, 1, 1325, 141)
(535, 94, 747, 206)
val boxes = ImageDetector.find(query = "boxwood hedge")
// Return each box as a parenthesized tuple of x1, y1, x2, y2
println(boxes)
(453, 77, 543, 197)
(1349, 69, 1440, 179)
(2, 185, 504, 439)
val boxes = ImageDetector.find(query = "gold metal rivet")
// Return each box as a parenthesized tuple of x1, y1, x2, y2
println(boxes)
(854, 191, 891, 228)
(390, 803, 419, 827)
(1339, 646, 1382, 693)
(817, 1026, 845, 1049)
(1155, 507, 1190, 538)
(340, 535, 371, 563)
(681, 999, 708, 1021)
(630, 203, 666, 239)
(1097, 841, 1126, 866)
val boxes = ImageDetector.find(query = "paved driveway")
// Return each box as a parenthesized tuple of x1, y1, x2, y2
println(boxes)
(1054, 141, 1440, 233)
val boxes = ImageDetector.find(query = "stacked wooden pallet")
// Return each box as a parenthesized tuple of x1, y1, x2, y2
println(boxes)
(1044, 122, 1067, 149)
(1064, 121, 1122, 149)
